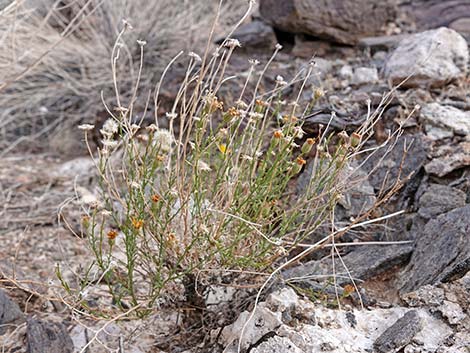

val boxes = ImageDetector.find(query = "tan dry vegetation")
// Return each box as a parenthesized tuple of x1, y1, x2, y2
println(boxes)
(0, 0, 249, 153)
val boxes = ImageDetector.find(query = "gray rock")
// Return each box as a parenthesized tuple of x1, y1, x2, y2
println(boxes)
(374, 310, 423, 353)
(420, 103, 470, 140)
(417, 184, 467, 219)
(401, 205, 470, 293)
(27, 318, 74, 353)
(351, 67, 379, 86)
(384, 28, 469, 88)
(0, 289, 24, 334)
(425, 141, 470, 177)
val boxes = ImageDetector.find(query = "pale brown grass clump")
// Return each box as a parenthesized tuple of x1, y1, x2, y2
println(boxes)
(0, 0, 248, 153)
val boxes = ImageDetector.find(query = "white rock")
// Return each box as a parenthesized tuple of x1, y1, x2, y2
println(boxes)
(384, 27, 469, 88)
(439, 301, 466, 325)
(53, 157, 95, 179)
(420, 103, 470, 140)
(220, 303, 282, 352)
(351, 67, 379, 86)
(206, 286, 237, 306)
(251, 336, 303, 353)
(339, 65, 354, 80)
(266, 287, 299, 313)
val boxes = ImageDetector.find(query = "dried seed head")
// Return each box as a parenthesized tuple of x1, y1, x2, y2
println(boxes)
(151, 194, 161, 202)
(313, 87, 324, 100)
(350, 132, 362, 148)
(273, 130, 284, 139)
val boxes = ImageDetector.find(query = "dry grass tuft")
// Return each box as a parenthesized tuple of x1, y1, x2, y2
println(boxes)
(0, 0, 248, 153)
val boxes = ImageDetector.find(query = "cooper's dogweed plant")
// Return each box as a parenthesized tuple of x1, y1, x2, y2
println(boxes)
(59, 3, 392, 316)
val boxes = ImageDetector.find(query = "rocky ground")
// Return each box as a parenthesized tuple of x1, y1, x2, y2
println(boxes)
(1, 4, 470, 353)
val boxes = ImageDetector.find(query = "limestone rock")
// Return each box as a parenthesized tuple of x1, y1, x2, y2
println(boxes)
(351, 67, 379, 86)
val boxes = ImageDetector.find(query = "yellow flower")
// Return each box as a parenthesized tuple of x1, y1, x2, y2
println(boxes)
(107, 229, 118, 240)
(227, 107, 241, 118)
(218, 144, 231, 154)
(283, 115, 298, 123)
(131, 217, 144, 229)
(296, 156, 307, 166)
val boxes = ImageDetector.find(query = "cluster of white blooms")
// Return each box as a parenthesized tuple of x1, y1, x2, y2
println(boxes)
(152, 128, 174, 152)
(99, 119, 120, 153)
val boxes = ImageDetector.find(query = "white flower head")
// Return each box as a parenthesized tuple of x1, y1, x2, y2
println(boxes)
(293, 126, 305, 139)
(137, 39, 147, 46)
(101, 139, 118, 148)
(275, 75, 287, 86)
(224, 38, 241, 49)
(188, 52, 202, 62)
(166, 112, 177, 120)
(101, 119, 119, 137)
(152, 129, 174, 152)
(78, 123, 95, 131)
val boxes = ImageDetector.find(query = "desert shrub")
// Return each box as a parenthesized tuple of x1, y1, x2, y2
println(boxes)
(0, 0, 247, 152)
(55, 2, 405, 318)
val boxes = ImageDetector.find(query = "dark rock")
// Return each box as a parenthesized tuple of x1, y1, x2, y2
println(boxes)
(417, 184, 467, 219)
(362, 134, 428, 192)
(400, 205, 470, 293)
(26, 318, 74, 353)
(216, 20, 277, 50)
(373, 310, 422, 353)
(0, 289, 24, 334)
(284, 244, 414, 286)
